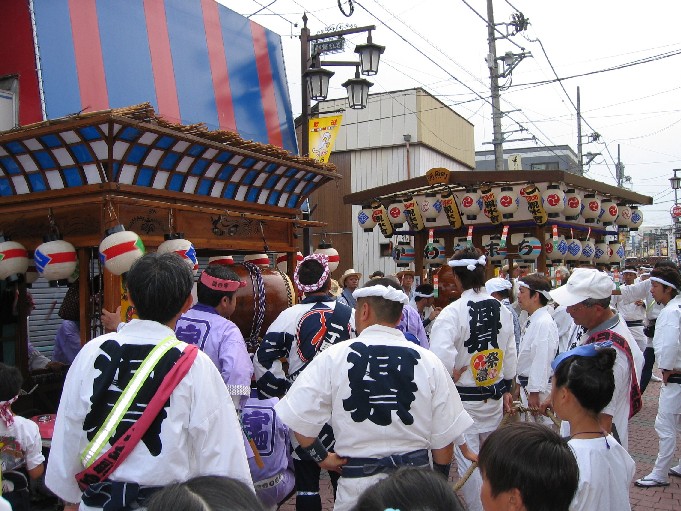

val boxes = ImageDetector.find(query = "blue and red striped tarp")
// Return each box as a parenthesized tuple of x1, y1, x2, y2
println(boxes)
(29, 0, 297, 153)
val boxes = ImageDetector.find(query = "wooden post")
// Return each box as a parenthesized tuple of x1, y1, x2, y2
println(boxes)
(78, 248, 89, 345)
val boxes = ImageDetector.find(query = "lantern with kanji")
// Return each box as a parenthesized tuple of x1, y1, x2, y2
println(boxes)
(496, 186, 518, 219)
(387, 202, 406, 227)
(372, 202, 394, 239)
(276, 252, 304, 272)
(542, 184, 565, 218)
(35, 239, 78, 281)
(594, 242, 611, 263)
(564, 189, 581, 220)
(403, 196, 425, 231)
(609, 241, 625, 263)
(243, 253, 270, 267)
(357, 205, 376, 232)
(158, 236, 199, 275)
(581, 238, 596, 262)
(599, 199, 619, 226)
(392, 240, 416, 267)
(566, 238, 583, 261)
(629, 207, 643, 230)
(460, 189, 482, 220)
(544, 235, 568, 262)
(452, 237, 469, 253)
(0, 240, 29, 281)
(424, 239, 447, 267)
(314, 242, 340, 272)
(517, 234, 542, 261)
(581, 193, 601, 223)
(616, 204, 632, 228)
(208, 255, 235, 266)
(99, 228, 145, 276)
(420, 193, 442, 223)
(483, 235, 507, 266)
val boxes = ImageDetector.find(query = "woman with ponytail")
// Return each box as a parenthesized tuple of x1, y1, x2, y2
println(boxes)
(550, 342, 635, 510)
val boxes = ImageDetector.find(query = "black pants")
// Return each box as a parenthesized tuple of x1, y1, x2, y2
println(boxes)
(293, 459, 340, 511)
(640, 346, 656, 393)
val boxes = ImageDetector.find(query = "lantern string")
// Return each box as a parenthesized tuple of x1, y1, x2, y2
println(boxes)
(47, 208, 61, 239)
(259, 221, 270, 253)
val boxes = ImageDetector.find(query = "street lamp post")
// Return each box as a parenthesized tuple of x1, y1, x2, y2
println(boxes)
(299, 14, 384, 254)
(670, 169, 681, 263)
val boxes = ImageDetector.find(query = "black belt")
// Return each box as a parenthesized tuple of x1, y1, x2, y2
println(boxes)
(626, 320, 644, 327)
(457, 379, 510, 401)
(342, 449, 429, 478)
(518, 375, 529, 387)
(668, 373, 681, 384)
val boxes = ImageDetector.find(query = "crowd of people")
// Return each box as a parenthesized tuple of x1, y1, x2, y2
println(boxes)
(2, 247, 680, 511)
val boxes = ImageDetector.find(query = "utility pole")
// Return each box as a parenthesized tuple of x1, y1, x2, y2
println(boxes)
(487, 0, 504, 171)
(577, 86, 583, 174)
(616, 144, 624, 188)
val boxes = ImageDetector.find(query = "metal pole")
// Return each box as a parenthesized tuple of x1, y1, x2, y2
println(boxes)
(487, 0, 504, 171)
(577, 86, 583, 174)
(301, 14, 312, 255)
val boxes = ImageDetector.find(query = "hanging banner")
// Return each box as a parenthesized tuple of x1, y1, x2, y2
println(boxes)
(480, 186, 502, 225)
(371, 202, 394, 239)
(308, 115, 343, 163)
(467, 226, 474, 247)
(500, 225, 509, 248)
(440, 192, 463, 229)
(403, 196, 425, 231)
(520, 184, 548, 225)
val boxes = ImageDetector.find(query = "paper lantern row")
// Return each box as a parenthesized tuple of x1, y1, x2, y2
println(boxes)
(0, 239, 79, 282)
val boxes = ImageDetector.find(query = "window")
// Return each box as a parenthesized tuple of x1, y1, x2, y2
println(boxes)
(530, 162, 559, 170)
(0, 76, 19, 131)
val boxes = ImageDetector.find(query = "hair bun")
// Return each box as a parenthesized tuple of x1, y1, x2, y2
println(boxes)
(594, 347, 616, 371)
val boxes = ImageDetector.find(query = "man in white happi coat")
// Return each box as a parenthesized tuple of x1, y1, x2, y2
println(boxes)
(635, 267, 681, 487)
(550, 268, 644, 449)
(175, 265, 253, 412)
(46, 253, 252, 511)
(485, 277, 521, 353)
(514, 274, 559, 425)
(611, 267, 648, 354)
(275, 279, 474, 511)
(430, 248, 517, 511)
(254, 254, 355, 511)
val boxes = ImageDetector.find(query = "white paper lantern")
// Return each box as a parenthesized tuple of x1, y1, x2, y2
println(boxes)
(35, 239, 78, 281)
(629, 207, 643, 230)
(420, 193, 442, 223)
(496, 186, 518, 219)
(158, 238, 199, 275)
(387, 203, 406, 227)
(392, 240, 416, 268)
(357, 205, 376, 232)
(483, 235, 507, 265)
(581, 238, 596, 262)
(424, 239, 446, 266)
(243, 253, 270, 267)
(276, 252, 304, 272)
(542, 185, 565, 217)
(599, 199, 619, 225)
(564, 189, 581, 219)
(594, 242, 611, 263)
(460, 189, 482, 220)
(616, 205, 632, 227)
(314, 243, 340, 272)
(565, 239, 583, 261)
(98, 230, 145, 276)
(544, 235, 568, 261)
(0, 241, 29, 280)
(517, 234, 542, 261)
(208, 255, 235, 266)
(610, 241, 625, 263)
(581, 194, 601, 223)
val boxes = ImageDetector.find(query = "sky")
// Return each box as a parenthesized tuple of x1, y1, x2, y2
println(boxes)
(223, 0, 681, 227)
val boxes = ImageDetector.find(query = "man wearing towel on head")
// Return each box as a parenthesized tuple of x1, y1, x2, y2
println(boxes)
(275, 278, 474, 511)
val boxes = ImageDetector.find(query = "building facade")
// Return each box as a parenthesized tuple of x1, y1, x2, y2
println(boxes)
(475, 145, 580, 173)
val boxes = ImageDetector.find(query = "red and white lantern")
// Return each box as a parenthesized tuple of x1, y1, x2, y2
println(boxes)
(564, 189, 581, 219)
(387, 203, 406, 227)
(208, 255, 235, 266)
(616, 205, 632, 227)
(0, 241, 29, 280)
(35, 239, 78, 281)
(357, 205, 376, 232)
(243, 253, 270, 267)
(496, 186, 518, 219)
(420, 193, 442, 223)
(610, 241, 625, 263)
(544, 235, 568, 262)
(542, 185, 565, 218)
(99, 229, 145, 276)
(314, 243, 340, 272)
(460, 189, 482, 220)
(581, 194, 601, 223)
(599, 199, 619, 225)
(276, 252, 304, 272)
(158, 238, 199, 275)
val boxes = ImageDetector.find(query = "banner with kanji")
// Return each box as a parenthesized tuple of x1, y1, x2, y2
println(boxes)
(309, 115, 343, 163)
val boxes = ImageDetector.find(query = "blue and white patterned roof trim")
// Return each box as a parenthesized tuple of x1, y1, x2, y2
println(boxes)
(0, 109, 337, 210)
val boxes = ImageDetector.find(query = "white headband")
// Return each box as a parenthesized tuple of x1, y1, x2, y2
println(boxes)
(353, 285, 410, 305)
(518, 280, 553, 301)
(413, 291, 434, 298)
(621, 269, 637, 275)
(448, 255, 486, 271)
(649, 276, 679, 291)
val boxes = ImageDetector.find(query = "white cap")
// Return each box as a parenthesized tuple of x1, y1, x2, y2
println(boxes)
(485, 277, 512, 295)
(549, 268, 615, 307)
